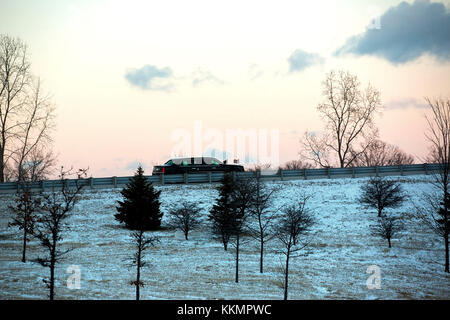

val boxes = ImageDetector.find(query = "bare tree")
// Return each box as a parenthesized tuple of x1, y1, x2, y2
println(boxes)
(12, 77, 55, 182)
(0, 35, 56, 182)
(371, 214, 404, 248)
(418, 97, 450, 272)
(16, 147, 56, 183)
(33, 167, 88, 300)
(351, 139, 414, 167)
(8, 188, 41, 262)
(129, 228, 159, 300)
(359, 177, 405, 217)
(0, 35, 31, 182)
(167, 201, 202, 240)
(302, 70, 381, 168)
(247, 174, 278, 273)
(279, 159, 314, 171)
(246, 163, 272, 172)
(276, 196, 314, 300)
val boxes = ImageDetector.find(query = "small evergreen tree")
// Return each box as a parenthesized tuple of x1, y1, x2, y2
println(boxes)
(115, 166, 162, 230)
(209, 173, 236, 251)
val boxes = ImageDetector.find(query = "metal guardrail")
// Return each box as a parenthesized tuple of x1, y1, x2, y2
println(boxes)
(0, 163, 442, 194)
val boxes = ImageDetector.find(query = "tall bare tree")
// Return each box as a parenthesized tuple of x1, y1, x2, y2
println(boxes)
(0, 35, 56, 182)
(12, 77, 55, 182)
(0, 34, 30, 182)
(302, 70, 381, 168)
(417, 97, 450, 273)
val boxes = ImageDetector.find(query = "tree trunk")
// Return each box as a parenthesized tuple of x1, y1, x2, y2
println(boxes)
(0, 144, 5, 183)
(136, 236, 141, 300)
(388, 237, 391, 248)
(22, 227, 27, 263)
(445, 233, 449, 273)
(185, 232, 188, 241)
(49, 239, 56, 300)
(235, 233, 239, 283)
(49, 263, 55, 300)
(284, 246, 290, 301)
(259, 237, 264, 274)
(223, 235, 227, 251)
(136, 265, 140, 300)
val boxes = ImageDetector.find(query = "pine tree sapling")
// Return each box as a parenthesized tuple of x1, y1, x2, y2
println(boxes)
(209, 173, 236, 251)
(359, 177, 405, 217)
(167, 201, 202, 240)
(115, 166, 162, 231)
(371, 214, 404, 248)
(9, 188, 41, 262)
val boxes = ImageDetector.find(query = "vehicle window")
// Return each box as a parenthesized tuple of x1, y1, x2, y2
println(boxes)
(172, 158, 191, 165)
(164, 160, 173, 165)
(203, 157, 222, 165)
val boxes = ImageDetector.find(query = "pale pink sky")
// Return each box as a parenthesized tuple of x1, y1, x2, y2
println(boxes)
(1, 0, 449, 177)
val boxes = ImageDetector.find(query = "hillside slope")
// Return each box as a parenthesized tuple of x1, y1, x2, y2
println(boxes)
(0, 175, 449, 299)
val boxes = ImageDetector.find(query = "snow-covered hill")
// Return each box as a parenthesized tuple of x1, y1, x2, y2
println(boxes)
(0, 175, 449, 299)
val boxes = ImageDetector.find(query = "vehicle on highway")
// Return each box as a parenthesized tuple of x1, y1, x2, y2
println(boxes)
(152, 157, 244, 175)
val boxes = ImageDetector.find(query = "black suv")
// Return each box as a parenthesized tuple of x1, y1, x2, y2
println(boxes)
(152, 157, 244, 175)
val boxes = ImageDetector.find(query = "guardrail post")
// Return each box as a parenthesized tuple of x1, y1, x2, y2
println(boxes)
(89, 177, 94, 189)
(327, 167, 331, 179)
(351, 167, 355, 178)
(208, 172, 211, 183)
(375, 166, 379, 177)
(280, 169, 284, 181)
(41, 180, 45, 192)
(304, 168, 307, 180)
(160, 173, 165, 185)
(184, 173, 188, 184)
(112, 176, 117, 188)
(400, 165, 404, 176)
(424, 163, 428, 175)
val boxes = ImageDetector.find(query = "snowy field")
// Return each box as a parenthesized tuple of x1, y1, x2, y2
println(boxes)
(0, 175, 449, 300)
